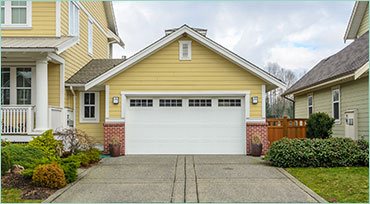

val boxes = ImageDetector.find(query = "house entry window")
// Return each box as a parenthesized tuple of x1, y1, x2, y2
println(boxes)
(332, 88, 340, 122)
(16, 68, 32, 105)
(1, 68, 10, 105)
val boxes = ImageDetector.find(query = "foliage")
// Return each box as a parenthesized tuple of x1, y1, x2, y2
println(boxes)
(2, 144, 47, 169)
(1, 150, 12, 175)
(306, 112, 335, 139)
(66, 148, 101, 167)
(55, 128, 93, 154)
(286, 167, 368, 203)
(1, 188, 42, 203)
(32, 163, 66, 189)
(265, 138, 368, 168)
(1, 139, 11, 147)
(29, 130, 63, 159)
(251, 133, 262, 145)
(60, 157, 80, 183)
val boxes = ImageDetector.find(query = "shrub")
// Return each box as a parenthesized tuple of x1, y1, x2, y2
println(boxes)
(32, 163, 66, 189)
(356, 139, 369, 166)
(60, 157, 80, 183)
(29, 129, 63, 159)
(306, 112, 335, 139)
(2, 144, 47, 169)
(265, 137, 367, 168)
(56, 128, 93, 154)
(1, 150, 12, 175)
(67, 148, 101, 167)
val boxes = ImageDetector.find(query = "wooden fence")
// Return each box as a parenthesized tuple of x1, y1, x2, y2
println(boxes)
(267, 116, 307, 146)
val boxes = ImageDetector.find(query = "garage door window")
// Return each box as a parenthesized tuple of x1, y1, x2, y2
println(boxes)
(80, 92, 100, 123)
(159, 99, 182, 107)
(189, 99, 212, 107)
(218, 99, 241, 107)
(130, 99, 153, 107)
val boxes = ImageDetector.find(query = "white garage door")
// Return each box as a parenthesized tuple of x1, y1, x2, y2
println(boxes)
(125, 97, 246, 154)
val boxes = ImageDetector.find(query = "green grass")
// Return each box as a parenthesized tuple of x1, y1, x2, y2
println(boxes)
(1, 188, 42, 203)
(286, 167, 369, 203)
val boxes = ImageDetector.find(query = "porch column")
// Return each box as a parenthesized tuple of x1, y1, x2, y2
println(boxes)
(34, 59, 49, 132)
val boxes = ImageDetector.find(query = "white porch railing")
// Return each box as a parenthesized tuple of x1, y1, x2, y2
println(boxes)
(1, 106, 35, 134)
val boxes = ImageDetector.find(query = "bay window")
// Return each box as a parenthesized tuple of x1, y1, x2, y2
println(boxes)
(1, 1, 32, 28)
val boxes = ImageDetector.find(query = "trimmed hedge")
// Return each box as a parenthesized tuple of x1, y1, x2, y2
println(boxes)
(2, 144, 47, 169)
(265, 138, 368, 167)
(32, 163, 66, 189)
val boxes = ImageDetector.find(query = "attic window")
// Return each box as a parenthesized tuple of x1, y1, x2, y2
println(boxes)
(179, 41, 192, 60)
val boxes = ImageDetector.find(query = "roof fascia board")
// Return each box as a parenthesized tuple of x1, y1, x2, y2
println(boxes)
(344, 1, 368, 41)
(85, 26, 285, 90)
(56, 37, 79, 54)
(2, 48, 55, 52)
(354, 61, 369, 79)
(288, 74, 355, 96)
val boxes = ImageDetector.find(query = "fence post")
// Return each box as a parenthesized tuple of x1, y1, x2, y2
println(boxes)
(283, 116, 288, 137)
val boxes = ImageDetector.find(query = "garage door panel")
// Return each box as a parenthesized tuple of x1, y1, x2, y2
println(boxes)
(126, 97, 245, 154)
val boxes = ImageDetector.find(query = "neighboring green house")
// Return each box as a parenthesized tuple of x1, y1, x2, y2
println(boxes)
(283, 1, 369, 140)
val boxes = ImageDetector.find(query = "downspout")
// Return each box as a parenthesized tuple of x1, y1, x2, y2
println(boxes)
(283, 95, 295, 119)
(69, 86, 76, 128)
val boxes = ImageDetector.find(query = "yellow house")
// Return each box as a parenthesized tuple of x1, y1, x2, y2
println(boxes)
(283, 1, 369, 140)
(66, 25, 285, 155)
(1, 1, 123, 141)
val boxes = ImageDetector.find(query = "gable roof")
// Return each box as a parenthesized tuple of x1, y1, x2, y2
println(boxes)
(284, 31, 369, 96)
(344, 1, 368, 41)
(84, 25, 286, 91)
(66, 59, 126, 85)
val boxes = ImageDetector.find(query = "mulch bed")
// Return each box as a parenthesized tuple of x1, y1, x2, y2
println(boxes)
(1, 173, 57, 200)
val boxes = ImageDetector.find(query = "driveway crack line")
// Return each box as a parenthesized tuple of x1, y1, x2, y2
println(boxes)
(170, 155, 179, 203)
(184, 156, 187, 203)
(192, 156, 200, 203)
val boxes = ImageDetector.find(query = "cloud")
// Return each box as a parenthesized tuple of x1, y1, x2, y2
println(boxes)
(112, 1, 354, 73)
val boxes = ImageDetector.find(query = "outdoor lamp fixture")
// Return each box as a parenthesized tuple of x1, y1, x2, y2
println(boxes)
(112, 96, 119, 105)
(251, 96, 258, 104)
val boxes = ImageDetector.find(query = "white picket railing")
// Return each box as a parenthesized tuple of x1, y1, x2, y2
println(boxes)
(1, 106, 34, 134)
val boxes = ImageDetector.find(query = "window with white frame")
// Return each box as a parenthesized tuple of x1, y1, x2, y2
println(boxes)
(1, 1, 32, 27)
(218, 99, 241, 107)
(307, 94, 313, 116)
(332, 88, 340, 122)
(1, 68, 10, 105)
(179, 41, 192, 60)
(130, 99, 153, 107)
(159, 99, 182, 107)
(80, 92, 99, 123)
(88, 19, 93, 55)
(16, 68, 32, 105)
(189, 99, 212, 107)
(69, 1, 79, 36)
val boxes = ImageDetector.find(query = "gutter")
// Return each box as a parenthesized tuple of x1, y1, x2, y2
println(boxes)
(69, 86, 77, 128)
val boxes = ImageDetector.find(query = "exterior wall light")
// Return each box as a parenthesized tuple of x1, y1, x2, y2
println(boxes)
(251, 96, 258, 104)
(112, 96, 119, 105)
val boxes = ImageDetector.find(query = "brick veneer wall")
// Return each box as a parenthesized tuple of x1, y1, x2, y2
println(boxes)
(103, 123, 125, 155)
(246, 122, 269, 155)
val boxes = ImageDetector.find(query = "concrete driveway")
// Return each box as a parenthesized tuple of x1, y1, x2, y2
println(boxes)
(49, 155, 323, 203)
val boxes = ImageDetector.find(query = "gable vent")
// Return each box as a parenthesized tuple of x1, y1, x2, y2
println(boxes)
(165, 27, 207, 36)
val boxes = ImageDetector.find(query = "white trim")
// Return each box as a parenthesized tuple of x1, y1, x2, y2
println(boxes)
(245, 118, 266, 123)
(120, 91, 251, 97)
(354, 62, 369, 79)
(105, 85, 109, 118)
(288, 74, 354, 96)
(68, 1, 80, 37)
(56, 37, 79, 54)
(59, 63, 65, 108)
(87, 18, 94, 56)
(121, 92, 126, 118)
(105, 118, 125, 123)
(85, 25, 286, 90)
(245, 92, 250, 119)
(344, 1, 368, 41)
(69, 86, 76, 128)
(179, 40, 192, 60)
(79, 91, 100, 123)
(48, 53, 65, 64)
(1, 1, 32, 29)
(2, 48, 56, 52)
(55, 1, 61, 37)
(307, 93, 313, 117)
(331, 86, 341, 124)
(261, 85, 266, 118)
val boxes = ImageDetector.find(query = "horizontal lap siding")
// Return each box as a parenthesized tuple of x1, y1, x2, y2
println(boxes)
(106, 36, 264, 119)
(294, 77, 369, 139)
(81, 1, 109, 31)
(358, 5, 369, 37)
(75, 91, 105, 144)
(2, 2, 55, 36)
(48, 63, 60, 107)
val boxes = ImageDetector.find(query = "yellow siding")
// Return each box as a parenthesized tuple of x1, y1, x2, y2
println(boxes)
(65, 90, 74, 109)
(48, 63, 60, 107)
(106, 37, 264, 119)
(358, 4, 369, 37)
(60, 2, 109, 80)
(75, 91, 105, 144)
(81, 1, 108, 31)
(1, 2, 55, 37)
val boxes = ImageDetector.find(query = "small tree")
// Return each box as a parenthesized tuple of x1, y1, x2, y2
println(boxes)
(306, 112, 335, 139)
(55, 128, 93, 154)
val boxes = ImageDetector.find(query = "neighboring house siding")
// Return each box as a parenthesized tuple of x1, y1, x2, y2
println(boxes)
(1, 2, 56, 37)
(60, 2, 109, 80)
(294, 77, 369, 139)
(48, 63, 60, 107)
(105, 36, 265, 119)
(358, 4, 369, 37)
(75, 90, 105, 144)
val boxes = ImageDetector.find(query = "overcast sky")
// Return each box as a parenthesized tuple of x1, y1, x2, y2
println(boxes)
(112, 1, 354, 73)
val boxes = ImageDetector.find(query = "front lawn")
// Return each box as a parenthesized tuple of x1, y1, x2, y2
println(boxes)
(1, 188, 42, 203)
(286, 167, 368, 203)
